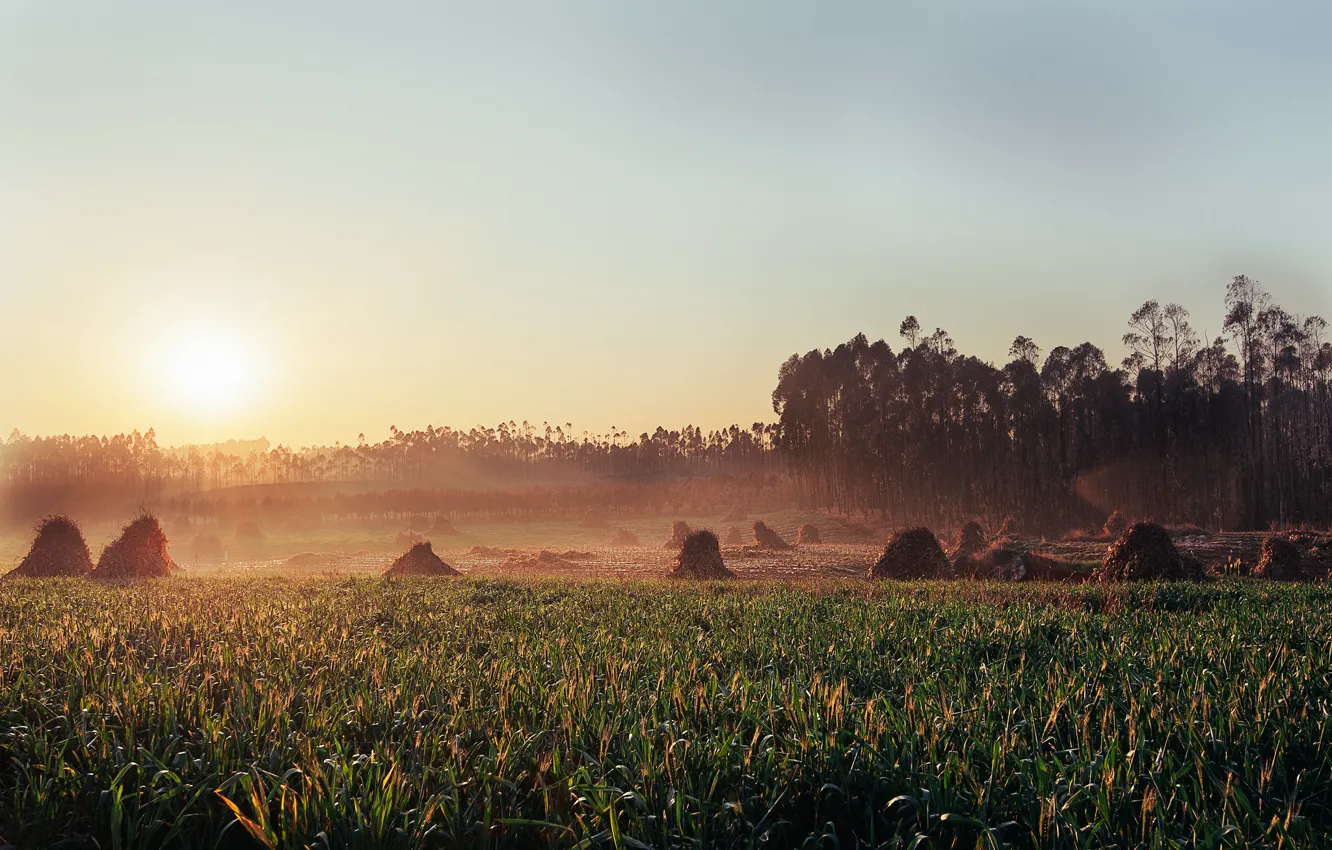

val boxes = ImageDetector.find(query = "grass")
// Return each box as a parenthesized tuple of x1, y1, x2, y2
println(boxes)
(2, 577, 1330, 847)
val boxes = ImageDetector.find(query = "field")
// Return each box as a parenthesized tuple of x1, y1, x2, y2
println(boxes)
(3, 574, 1332, 849)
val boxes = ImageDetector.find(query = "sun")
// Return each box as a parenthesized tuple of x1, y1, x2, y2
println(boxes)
(167, 334, 255, 413)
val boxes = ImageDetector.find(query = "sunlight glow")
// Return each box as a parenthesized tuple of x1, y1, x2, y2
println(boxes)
(166, 334, 255, 414)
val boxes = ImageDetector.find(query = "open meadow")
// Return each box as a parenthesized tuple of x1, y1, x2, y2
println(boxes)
(3, 573, 1332, 848)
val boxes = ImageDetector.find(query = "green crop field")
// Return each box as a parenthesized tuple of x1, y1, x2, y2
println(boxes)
(1, 577, 1330, 848)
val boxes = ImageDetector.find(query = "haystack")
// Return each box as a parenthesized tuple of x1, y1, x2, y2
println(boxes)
(721, 506, 748, 523)
(4, 515, 94, 579)
(92, 514, 178, 579)
(951, 521, 987, 557)
(723, 526, 745, 546)
(170, 515, 194, 537)
(869, 528, 948, 579)
(395, 530, 424, 548)
(664, 520, 692, 549)
(610, 528, 640, 546)
(995, 516, 1018, 541)
(384, 542, 460, 578)
(504, 550, 578, 571)
(1102, 510, 1130, 538)
(1095, 522, 1203, 582)
(795, 523, 822, 545)
(191, 533, 224, 559)
(668, 530, 733, 580)
(1254, 536, 1303, 580)
(431, 515, 460, 536)
(235, 521, 264, 541)
(752, 521, 792, 550)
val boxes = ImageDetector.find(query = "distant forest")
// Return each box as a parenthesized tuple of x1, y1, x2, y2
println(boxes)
(3, 275, 1329, 531)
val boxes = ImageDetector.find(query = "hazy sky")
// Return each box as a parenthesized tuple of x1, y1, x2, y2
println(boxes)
(3, 1, 1330, 447)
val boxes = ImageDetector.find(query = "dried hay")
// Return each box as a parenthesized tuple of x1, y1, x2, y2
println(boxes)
(190, 533, 224, 559)
(395, 530, 424, 548)
(951, 521, 987, 557)
(723, 526, 746, 546)
(795, 523, 822, 545)
(752, 521, 792, 550)
(170, 515, 194, 537)
(92, 513, 178, 580)
(4, 515, 94, 579)
(469, 545, 517, 557)
(383, 542, 460, 578)
(559, 550, 597, 561)
(721, 506, 748, 523)
(1095, 522, 1204, 582)
(870, 528, 948, 580)
(431, 515, 460, 535)
(664, 520, 692, 549)
(235, 521, 265, 541)
(1254, 536, 1303, 581)
(668, 530, 733, 580)
(610, 528, 640, 547)
(1102, 510, 1130, 538)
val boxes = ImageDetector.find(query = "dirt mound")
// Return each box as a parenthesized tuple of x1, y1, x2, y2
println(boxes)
(951, 521, 987, 557)
(795, 524, 822, 545)
(384, 542, 460, 578)
(1254, 536, 1303, 580)
(191, 533, 224, 559)
(870, 528, 948, 580)
(721, 506, 748, 523)
(235, 521, 264, 540)
(431, 516, 460, 536)
(723, 526, 746, 546)
(4, 516, 94, 579)
(609, 528, 640, 546)
(395, 530, 424, 548)
(752, 521, 792, 550)
(1095, 522, 1204, 582)
(92, 514, 178, 580)
(669, 530, 733, 580)
(1102, 510, 1130, 538)
(664, 521, 692, 549)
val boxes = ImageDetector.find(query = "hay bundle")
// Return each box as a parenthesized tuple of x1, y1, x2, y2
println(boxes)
(795, 524, 822, 545)
(1254, 536, 1303, 580)
(723, 526, 745, 546)
(721, 506, 748, 522)
(395, 530, 424, 548)
(4, 515, 94, 579)
(92, 514, 178, 579)
(950, 552, 983, 579)
(664, 520, 692, 549)
(752, 521, 792, 550)
(1095, 522, 1203, 582)
(995, 516, 1018, 542)
(1022, 552, 1086, 583)
(951, 521, 987, 557)
(235, 521, 264, 541)
(384, 542, 460, 578)
(1102, 511, 1130, 538)
(431, 515, 460, 536)
(610, 528, 640, 547)
(869, 528, 948, 579)
(191, 533, 224, 559)
(284, 517, 312, 533)
(170, 515, 194, 537)
(504, 550, 577, 571)
(669, 530, 733, 580)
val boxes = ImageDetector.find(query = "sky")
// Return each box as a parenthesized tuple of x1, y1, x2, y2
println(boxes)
(2, 1, 1331, 448)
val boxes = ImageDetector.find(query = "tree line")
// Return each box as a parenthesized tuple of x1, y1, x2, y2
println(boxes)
(772, 275, 1332, 531)
(4, 274, 1328, 531)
